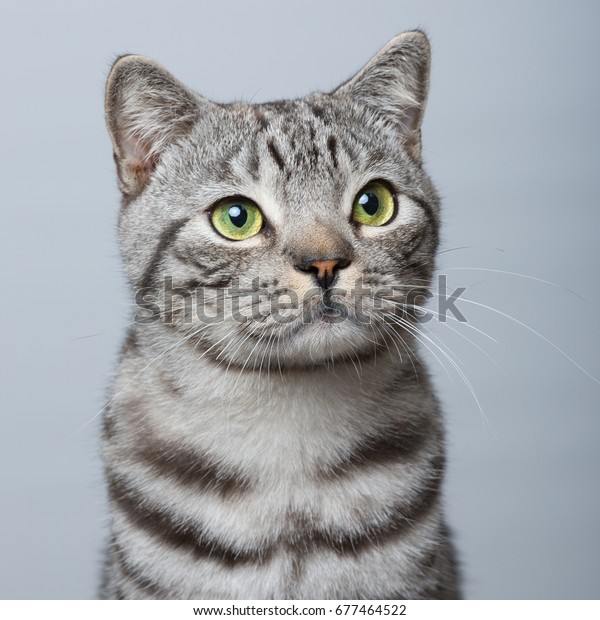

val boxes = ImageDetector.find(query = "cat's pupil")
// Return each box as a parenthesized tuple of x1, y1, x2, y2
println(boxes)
(228, 205, 248, 228)
(359, 192, 379, 216)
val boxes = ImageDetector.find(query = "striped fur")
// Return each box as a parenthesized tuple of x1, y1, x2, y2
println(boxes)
(101, 31, 461, 599)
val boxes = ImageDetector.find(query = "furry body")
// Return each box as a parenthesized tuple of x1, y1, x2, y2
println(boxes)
(100, 32, 461, 599)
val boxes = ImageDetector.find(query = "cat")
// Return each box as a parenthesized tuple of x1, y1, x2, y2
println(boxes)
(100, 30, 461, 599)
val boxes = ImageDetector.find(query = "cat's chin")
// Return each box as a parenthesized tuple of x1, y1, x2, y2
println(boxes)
(279, 317, 379, 366)
(200, 316, 378, 370)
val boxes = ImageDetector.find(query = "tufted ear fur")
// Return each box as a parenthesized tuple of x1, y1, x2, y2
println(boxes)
(105, 55, 200, 197)
(334, 31, 431, 160)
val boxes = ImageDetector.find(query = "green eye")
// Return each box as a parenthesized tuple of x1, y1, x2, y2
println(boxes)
(352, 182, 396, 227)
(211, 198, 264, 241)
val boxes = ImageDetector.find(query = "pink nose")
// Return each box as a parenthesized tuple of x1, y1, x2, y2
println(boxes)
(307, 259, 339, 281)
(297, 258, 351, 289)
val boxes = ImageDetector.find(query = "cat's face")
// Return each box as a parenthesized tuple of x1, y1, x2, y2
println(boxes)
(106, 32, 439, 369)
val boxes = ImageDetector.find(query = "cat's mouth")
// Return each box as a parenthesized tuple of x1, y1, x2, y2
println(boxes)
(194, 293, 382, 368)
(296, 287, 358, 328)
(309, 300, 347, 323)
(279, 296, 366, 348)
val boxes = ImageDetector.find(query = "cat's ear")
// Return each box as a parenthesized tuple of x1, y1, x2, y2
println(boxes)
(334, 31, 431, 160)
(105, 55, 200, 196)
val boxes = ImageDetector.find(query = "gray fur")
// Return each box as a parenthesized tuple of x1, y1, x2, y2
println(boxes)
(100, 31, 461, 599)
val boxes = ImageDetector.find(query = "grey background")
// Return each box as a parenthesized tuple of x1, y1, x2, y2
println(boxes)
(1, 0, 598, 600)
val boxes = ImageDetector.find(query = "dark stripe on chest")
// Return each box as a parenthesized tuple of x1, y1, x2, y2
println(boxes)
(109, 454, 443, 568)
(109, 473, 270, 566)
(134, 440, 252, 498)
(293, 455, 444, 556)
(112, 538, 169, 599)
(316, 420, 433, 480)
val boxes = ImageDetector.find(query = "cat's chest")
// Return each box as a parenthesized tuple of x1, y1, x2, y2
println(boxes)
(158, 370, 377, 465)
(115, 351, 417, 479)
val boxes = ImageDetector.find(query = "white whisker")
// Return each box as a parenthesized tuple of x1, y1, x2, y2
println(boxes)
(443, 266, 588, 302)
(458, 296, 600, 385)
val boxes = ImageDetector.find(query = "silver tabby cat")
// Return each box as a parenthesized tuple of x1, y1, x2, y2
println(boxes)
(100, 31, 460, 599)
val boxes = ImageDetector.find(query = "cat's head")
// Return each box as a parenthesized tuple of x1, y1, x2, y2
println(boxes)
(105, 31, 439, 369)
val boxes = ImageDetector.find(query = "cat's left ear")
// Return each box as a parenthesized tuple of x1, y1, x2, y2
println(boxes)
(334, 31, 431, 160)
(105, 55, 201, 197)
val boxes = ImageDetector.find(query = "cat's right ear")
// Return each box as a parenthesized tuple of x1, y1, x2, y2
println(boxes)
(105, 55, 200, 197)
(333, 31, 431, 160)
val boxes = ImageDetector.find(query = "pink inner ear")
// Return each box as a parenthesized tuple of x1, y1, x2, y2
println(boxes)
(399, 105, 422, 135)
(121, 130, 155, 171)
(116, 127, 160, 193)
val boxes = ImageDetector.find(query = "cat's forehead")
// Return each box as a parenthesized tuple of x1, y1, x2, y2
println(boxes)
(237, 98, 393, 206)
(253, 98, 344, 133)
(246, 101, 357, 218)
(254, 101, 347, 188)
(250, 97, 380, 162)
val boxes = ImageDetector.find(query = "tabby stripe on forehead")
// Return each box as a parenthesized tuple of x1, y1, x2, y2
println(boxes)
(327, 136, 339, 169)
(308, 102, 326, 121)
(336, 134, 360, 163)
(253, 107, 270, 131)
(108, 473, 269, 566)
(267, 138, 285, 172)
(138, 217, 191, 291)
(247, 145, 260, 180)
(134, 441, 252, 497)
